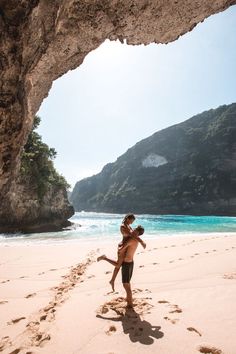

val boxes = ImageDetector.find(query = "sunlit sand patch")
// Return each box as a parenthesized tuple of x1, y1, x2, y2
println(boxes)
(2, 251, 97, 353)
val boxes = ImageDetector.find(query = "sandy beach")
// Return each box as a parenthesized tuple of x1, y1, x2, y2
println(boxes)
(0, 233, 236, 354)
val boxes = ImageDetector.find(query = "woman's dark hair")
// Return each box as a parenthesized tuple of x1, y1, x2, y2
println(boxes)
(122, 213, 135, 224)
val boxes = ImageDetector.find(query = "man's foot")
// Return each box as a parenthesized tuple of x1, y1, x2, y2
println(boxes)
(97, 254, 106, 262)
(109, 279, 115, 292)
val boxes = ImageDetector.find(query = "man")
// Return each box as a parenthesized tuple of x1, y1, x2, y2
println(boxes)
(119, 237, 140, 308)
(98, 233, 145, 308)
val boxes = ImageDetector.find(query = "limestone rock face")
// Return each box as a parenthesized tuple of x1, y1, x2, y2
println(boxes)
(0, 1, 236, 228)
(0, 172, 74, 233)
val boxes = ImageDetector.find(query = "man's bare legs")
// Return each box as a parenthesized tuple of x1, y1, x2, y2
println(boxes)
(123, 283, 133, 308)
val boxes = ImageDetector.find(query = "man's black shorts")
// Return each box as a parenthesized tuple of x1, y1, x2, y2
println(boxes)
(121, 261, 134, 283)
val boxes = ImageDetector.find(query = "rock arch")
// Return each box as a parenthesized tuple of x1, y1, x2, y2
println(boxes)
(0, 0, 235, 229)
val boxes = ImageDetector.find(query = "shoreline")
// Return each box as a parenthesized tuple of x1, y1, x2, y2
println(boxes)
(1, 230, 236, 244)
(0, 233, 236, 353)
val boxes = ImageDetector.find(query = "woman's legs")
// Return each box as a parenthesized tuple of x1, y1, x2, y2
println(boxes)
(97, 255, 117, 266)
(97, 252, 125, 292)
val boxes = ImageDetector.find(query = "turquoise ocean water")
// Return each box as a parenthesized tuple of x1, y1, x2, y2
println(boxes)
(0, 212, 236, 243)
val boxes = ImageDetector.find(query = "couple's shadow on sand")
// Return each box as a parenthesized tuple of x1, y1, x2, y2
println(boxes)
(96, 308, 164, 344)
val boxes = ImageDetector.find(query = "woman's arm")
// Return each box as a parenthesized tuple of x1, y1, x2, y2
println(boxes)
(120, 225, 146, 248)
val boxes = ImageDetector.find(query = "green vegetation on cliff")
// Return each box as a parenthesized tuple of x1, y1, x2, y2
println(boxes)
(70, 103, 236, 216)
(20, 115, 70, 200)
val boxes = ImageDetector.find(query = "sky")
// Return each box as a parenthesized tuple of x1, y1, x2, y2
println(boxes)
(37, 5, 236, 190)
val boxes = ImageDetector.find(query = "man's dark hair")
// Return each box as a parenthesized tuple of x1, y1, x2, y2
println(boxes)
(136, 225, 144, 235)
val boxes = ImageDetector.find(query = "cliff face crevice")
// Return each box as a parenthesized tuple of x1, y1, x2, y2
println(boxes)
(0, 1, 236, 229)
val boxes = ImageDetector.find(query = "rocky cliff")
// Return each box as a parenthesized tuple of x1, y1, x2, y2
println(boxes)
(0, 116, 74, 233)
(70, 103, 236, 216)
(0, 175, 74, 233)
(1, 1, 236, 230)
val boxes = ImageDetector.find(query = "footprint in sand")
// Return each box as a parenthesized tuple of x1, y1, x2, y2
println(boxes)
(168, 304, 182, 314)
(178, 258, 183, 260)
(40, 314, 47, 321)
(105, 325, 117, 335)
(152, 262, 159, 265)
(38, 271, 45, 275)
(158, 300, 169, 304)
(197, 344, 222, 353)
(223, 272, 236, 280)
(97, 296, 153, 317)
(1, 279, 10, 284)
(7, 317, 26, 325)
(105, 271, 112, 274)
(33, 333, 51, 346)
(25, 293, 36, 299)
(139, 265, 144, 268)
(49, 268, 57, 271)
(88, 274, 95, 279)
(105, 291, 119, 296)
(187, 326, 202, 336)
(0, 300, 8, 305)
(0, 336, 12, 351)
(133, 288, 151, 295)
(9, 349, 21, 354)
(163, 316, 179, 324)
(169, 260, 175, 263)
